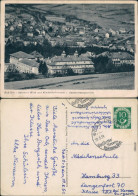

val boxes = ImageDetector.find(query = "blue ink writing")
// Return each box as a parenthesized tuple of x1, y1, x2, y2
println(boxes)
(37, 123, 42, 137)
(72, 153, 118, 159)
(13, 139, 19, 153)
(81, 173, 120, 181)
(23, 151, 29, 184)
(45, 120, 50, 132)
(36, 171, 41, 187)
(23, 135, 29, 148)
(37, 104, 42, 120)
(61, 149, 66, 194)
(53, 123, 58, 154)
(44, 149, 48, 169)
(11, 155, 18, 187)
(44, 136, 49, 146)
(30, 114, 35, 137)
(34, 139, 42, 169)
(53, 106, 57, 120)
(51, 156, 58, 176)
(43, 172, 49, 192)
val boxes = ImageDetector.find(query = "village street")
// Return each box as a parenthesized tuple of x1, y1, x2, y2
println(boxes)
(5, 72, 134, 90)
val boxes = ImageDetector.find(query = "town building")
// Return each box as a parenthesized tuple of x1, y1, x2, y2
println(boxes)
(119, 28, 126, 34)
(14, 59, 39, 74)
(105, 33, 110, 38)
(126, 46, 134, 53)
(110, 52, 134, 66)
(10, 26, 14, 31)
(8, 51, 39, 74)
(78, 27, 85, 35)
(23, 40, 30, 46)
(46, 51, 95, 75)
(10, 51, 35, 64)
(94, 28, 99, 33)
(109, 28, 116, 36)
(117, 45, 125, 51)
(96, 51, 134, 66)
(27, 32, 33, 37)
(30, 51, 44, 61)
(95, 36, 100, 41)
(76, 39, 85, 47)
(110, 45, 117, 50)
(18, 23, 22, 28)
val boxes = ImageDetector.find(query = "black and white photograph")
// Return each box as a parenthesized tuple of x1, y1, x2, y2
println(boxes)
(2, 1, 136, 92)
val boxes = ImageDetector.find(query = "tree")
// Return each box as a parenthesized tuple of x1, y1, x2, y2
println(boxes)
(93, 56, 108, 73)
(93, 56, 115, 73)
(106, 58, 115, 73)
(48, 27, 53, 33)
(66, 68, 75, 76)
(42, 62, 48, 75)
(39, 61, 48, 75)
(38, 61, 43, 73)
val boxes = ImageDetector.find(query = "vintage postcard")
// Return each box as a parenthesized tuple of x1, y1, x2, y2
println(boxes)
(0, 0, 137, 98)
(1, 98, 137, 195)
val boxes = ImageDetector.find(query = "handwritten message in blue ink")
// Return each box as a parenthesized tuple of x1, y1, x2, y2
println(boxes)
(11, 139, 19, 187)
(11, 102, 67, 194)
(9, 101, 135, 195)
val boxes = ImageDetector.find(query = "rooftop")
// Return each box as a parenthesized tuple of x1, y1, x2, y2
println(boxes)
(10, 51, 35, 59)
(30, 51, 43, 58)
(97, 51, 134, 60)
(110, 52, 134, 60)
(47, 52, 93, 65)
(20, 59, 39, 67)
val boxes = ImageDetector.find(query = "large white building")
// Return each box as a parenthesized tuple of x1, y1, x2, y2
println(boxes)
(110, 52, 134, 66)
(10, 51, 35, 64)
(46, 51, 95, 75)
(96, 51, 134, 66)
(9, 51, 39, 74)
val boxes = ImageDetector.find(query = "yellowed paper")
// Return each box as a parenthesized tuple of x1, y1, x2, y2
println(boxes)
(1, 99, 137, 195)
(1, 0, 138, 98)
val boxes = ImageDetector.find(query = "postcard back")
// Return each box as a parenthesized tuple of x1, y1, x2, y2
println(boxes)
(1, 98, 137, 195)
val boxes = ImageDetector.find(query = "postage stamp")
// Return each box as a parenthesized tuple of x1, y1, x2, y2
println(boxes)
(67, 98, 95, 108)
(113, 107, 131, 129)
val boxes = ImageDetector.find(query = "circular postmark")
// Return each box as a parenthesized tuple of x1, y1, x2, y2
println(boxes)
(67, 98, 96, 108)
(91, 117, 122, 151)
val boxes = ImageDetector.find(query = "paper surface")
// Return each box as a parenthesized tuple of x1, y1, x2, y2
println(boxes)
(1, 99, 137, 195)
(1, 0, 138, 98)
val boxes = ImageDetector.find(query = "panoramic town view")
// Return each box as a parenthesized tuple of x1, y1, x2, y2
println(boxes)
(4, 4, 135, 90)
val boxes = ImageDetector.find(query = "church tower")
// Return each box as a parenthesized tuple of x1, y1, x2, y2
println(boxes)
(61, 51, 66, 57)
(74, 50, 79, 57)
